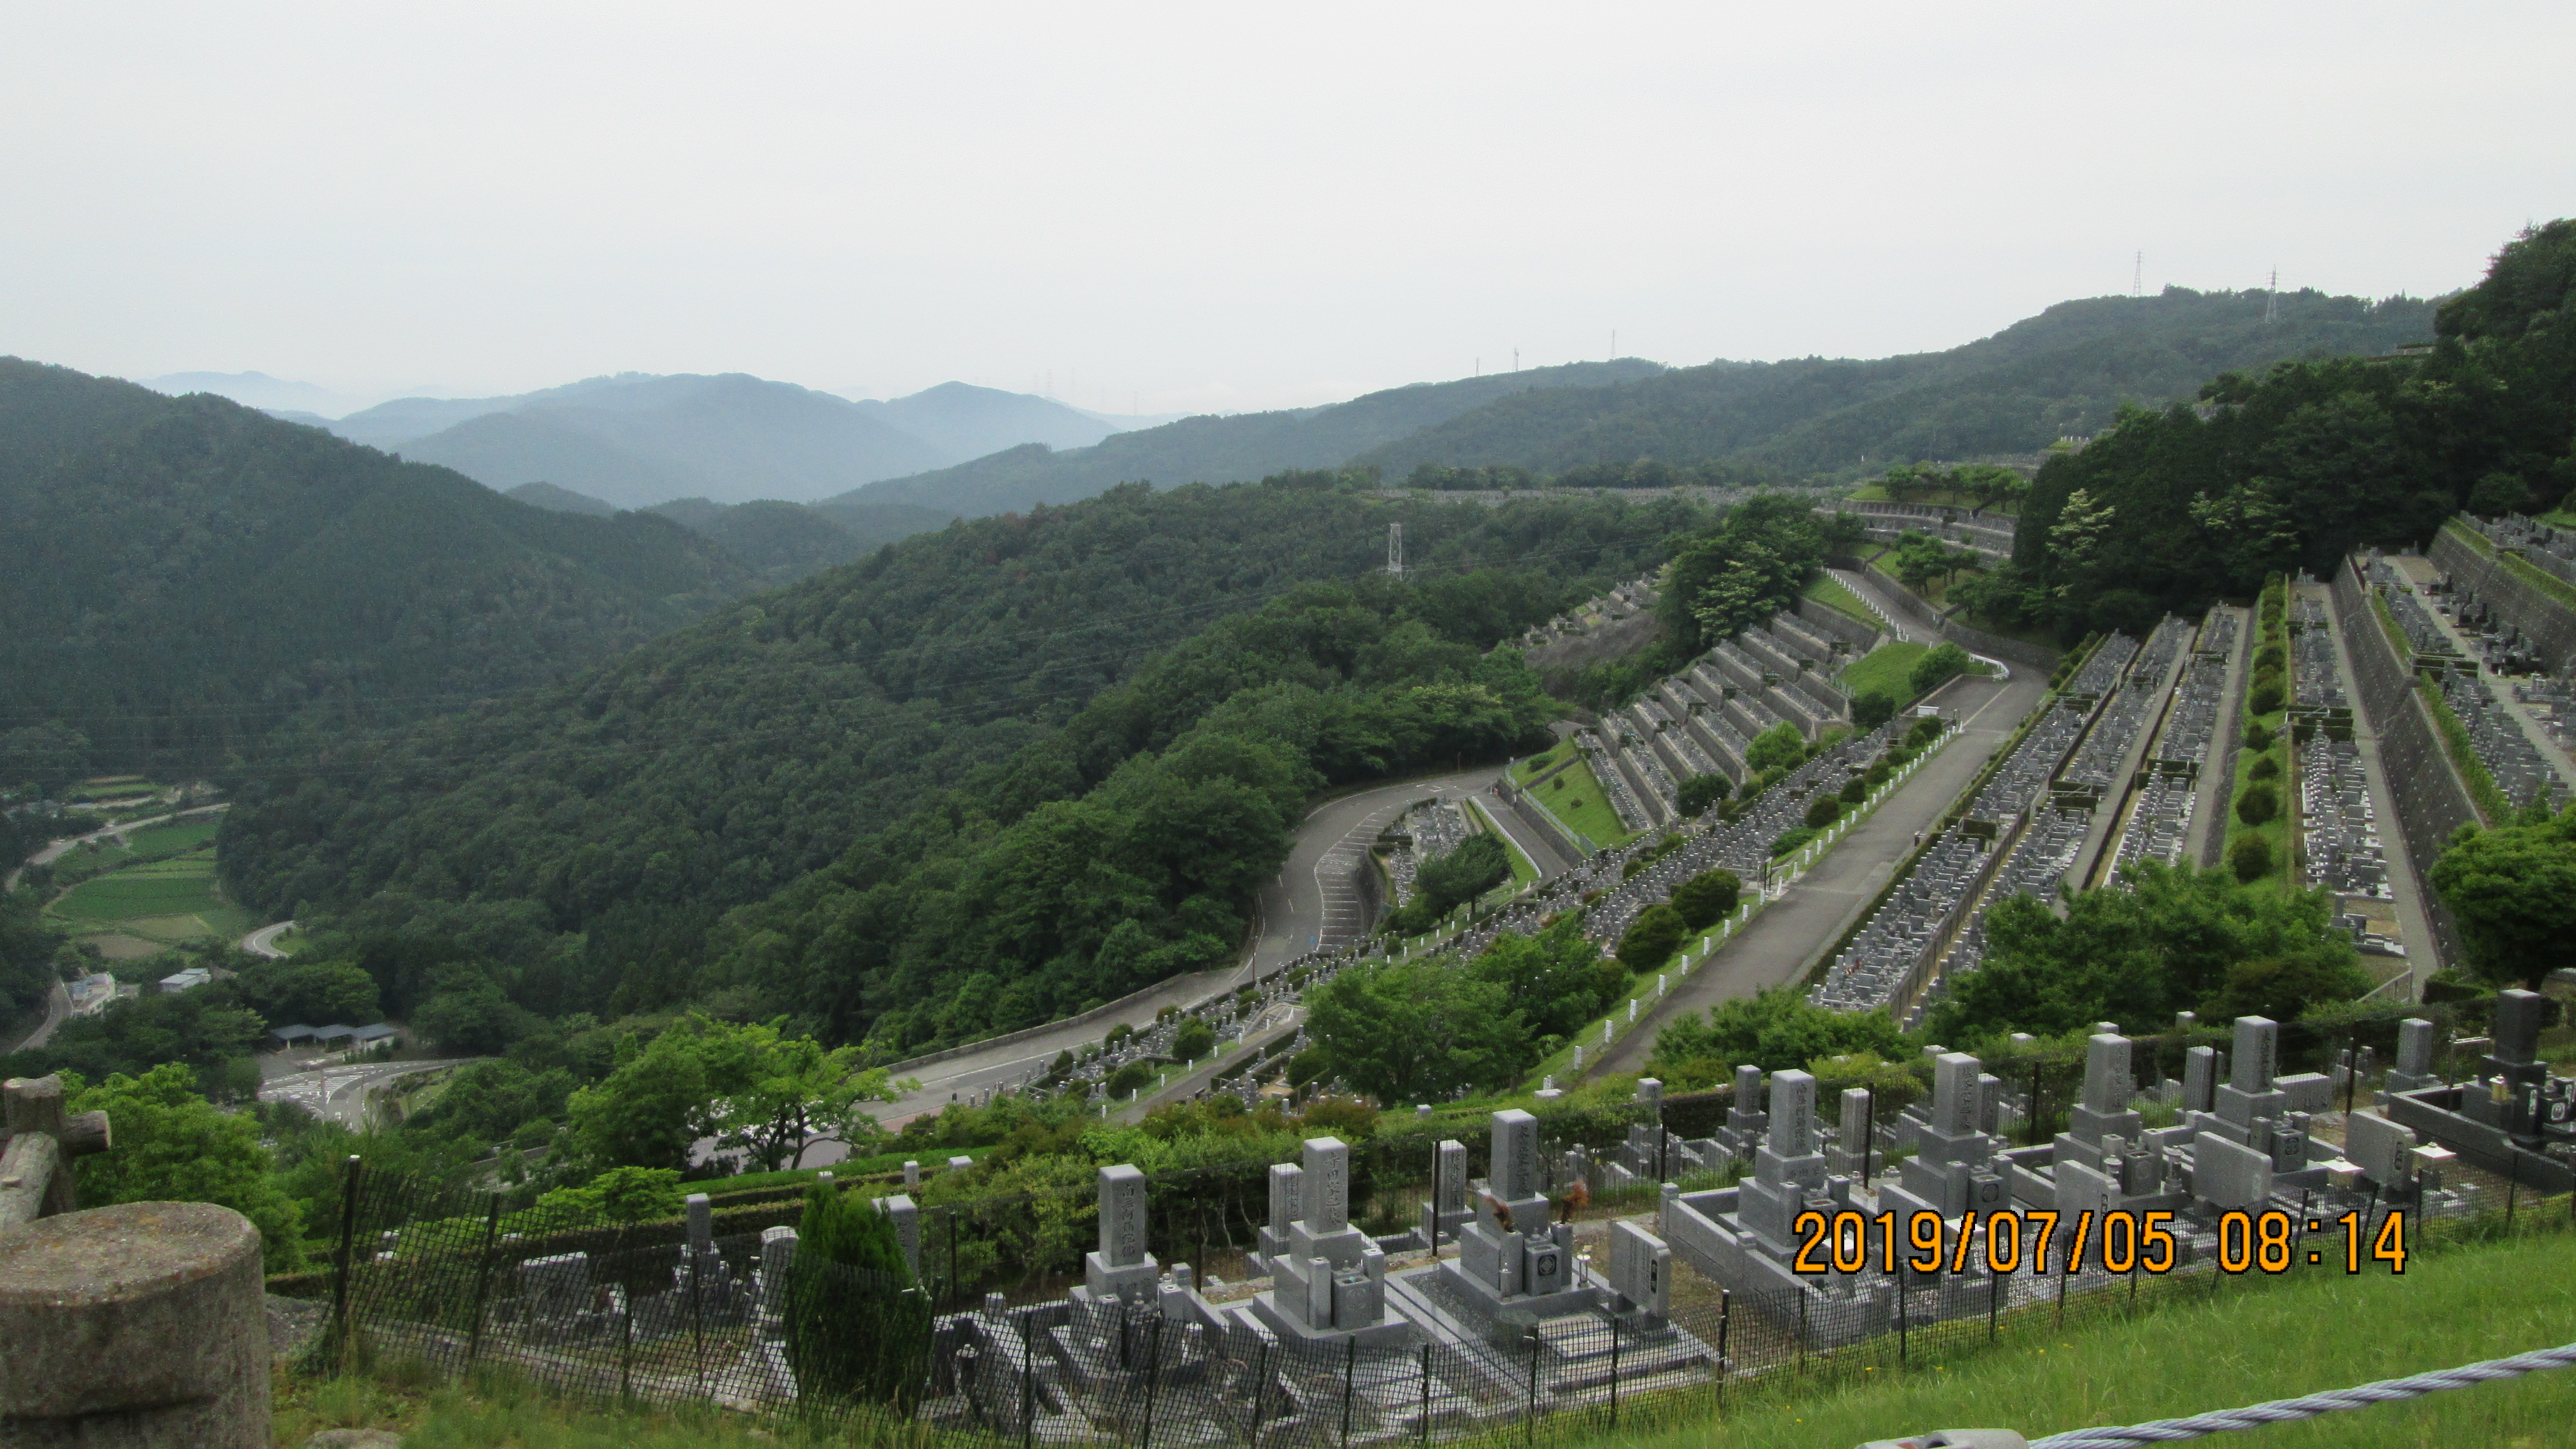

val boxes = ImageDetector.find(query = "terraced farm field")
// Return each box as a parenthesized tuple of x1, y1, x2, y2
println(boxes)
(45, 828, 250, 956)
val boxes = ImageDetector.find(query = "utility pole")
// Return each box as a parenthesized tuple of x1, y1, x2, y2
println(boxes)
(2133, 252, 2143, 296)
(1385, 523, 1405, 579)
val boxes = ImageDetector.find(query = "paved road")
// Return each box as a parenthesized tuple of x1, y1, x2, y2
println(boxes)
(847, 767, 1528, 1144)
(4, 981, 72, 1054)
(242, 920, 297, 958)
(1589, 666, 2049, 1078)
(261, 1057, 471, 1127)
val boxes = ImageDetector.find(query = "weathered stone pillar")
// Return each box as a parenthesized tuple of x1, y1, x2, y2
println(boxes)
(0, 1200, 271, 1448)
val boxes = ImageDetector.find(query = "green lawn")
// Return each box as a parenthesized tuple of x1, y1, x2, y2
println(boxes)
(1838, 640, 1930, 705)
(1602, 1221, 2576, 1449)
(1531, 755, 1638, 850)
(1846, 484, 2020, 515)
(1800, 572, 1876, 627)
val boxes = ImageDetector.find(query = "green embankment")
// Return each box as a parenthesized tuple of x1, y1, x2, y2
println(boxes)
(1799, 571, 1876, 627)
(1533, 754, 1639, 849)
(1603, 1224, 2576, 1449)
(1466, 800, 1540, 886)
(1837, 640, 1930, 705)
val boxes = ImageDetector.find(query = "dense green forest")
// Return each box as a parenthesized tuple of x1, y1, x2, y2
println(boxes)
(1356, 288, 2435, 481)
(217, 478, 1711, 1053)
(846, 361, 1666, 517)
(0, 361, 753, 774)
(1987, 221, 2575, 636)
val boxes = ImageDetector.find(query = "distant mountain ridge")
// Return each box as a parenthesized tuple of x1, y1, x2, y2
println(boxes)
(1352, 287, 2440, 479)
(0, 358, 752, 772)
(842, 359, 1670, 517)
(309, 374, 1138, 510)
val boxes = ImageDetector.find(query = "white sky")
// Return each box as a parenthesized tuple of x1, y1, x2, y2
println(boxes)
(3, 2, 2569, 415)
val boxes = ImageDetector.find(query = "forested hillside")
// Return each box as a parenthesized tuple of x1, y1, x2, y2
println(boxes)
(1355, 288, 2436, 479)
(0, 360, 751, 774)
(217, 479, 1708, 1048)
(1981, 221, 2575, 637)
(846, 361, 1668, 517)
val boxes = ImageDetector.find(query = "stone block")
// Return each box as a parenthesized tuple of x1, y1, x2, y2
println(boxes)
(1302, 1137, 1351, 1233)
(0, 1200, 272, 1448)
(2229, 1016, 2279, 1092)
(1768, 1069, 1817, 1156)
(1491, 1109, 1541, 1199)
(2196, 1133, 2274, 1211)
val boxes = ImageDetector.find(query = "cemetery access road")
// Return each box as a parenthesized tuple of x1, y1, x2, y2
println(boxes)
(850, 765, 1536, 1142)
(1587, 666, 2050, 1080)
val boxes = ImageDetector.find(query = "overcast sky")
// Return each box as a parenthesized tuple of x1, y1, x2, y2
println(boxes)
(4, 2, 2568, 415)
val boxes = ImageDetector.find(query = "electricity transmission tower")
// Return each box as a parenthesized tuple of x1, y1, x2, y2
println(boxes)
(2133, 251, 2143, 296)
(2263, 268, 2280, 323)
(1385, 523, 1405, 580)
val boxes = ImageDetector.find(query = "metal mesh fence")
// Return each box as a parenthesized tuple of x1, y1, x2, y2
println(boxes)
(312, 1012, 2536, 1443)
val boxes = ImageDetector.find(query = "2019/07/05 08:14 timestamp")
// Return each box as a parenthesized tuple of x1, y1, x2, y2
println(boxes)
(1788, 1208, 2409, 1276)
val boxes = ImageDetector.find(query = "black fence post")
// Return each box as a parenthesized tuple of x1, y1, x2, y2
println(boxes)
(1021, 1310, 1037, 1449)
(1715, 1290, 1731, 1408)
(2342, 1026, 2361, 1114)
(330, 1155, 363, 1367)
(950, 1208, 962, 1311)
(620, 1298, 634, 1403)
(1987, 1265, 2000, 1339)
(462, 1192, 503, 1375)
(1418, 1343, 1432, 1446)
(2028, 1063, 2044, 1146)
(2506, 1153, 2519, 1227)
(1797, 1290, 1809, 1375)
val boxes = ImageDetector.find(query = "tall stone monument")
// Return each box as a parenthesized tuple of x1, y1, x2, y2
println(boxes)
(1252, 1137, 1412, 1345)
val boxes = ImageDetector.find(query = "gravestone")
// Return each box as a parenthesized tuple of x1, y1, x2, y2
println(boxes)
(1252, 1137, 1409, 1343)
(2384, 1017, 2438, 1095)
(1083, 1164, 1158, 1304)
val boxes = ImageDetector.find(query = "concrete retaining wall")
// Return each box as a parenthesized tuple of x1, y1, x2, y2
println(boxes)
(2429, 523, 2576, 675)
(2331, 557, 2470, 973)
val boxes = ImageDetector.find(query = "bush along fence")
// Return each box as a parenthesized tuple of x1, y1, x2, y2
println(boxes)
(307, 1002, 2570, 1443)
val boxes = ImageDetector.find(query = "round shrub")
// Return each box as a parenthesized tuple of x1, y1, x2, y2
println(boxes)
(2237, 781, 2280, 826)
(2229, 834, 2274, 883)
(1671, 869, 1742, 930)
(1839, 776, 1868, 803)
(2244, 721, 2274, 752)
(2249, 681, 2285, 716)
(1616, 904, 1688, 973)
(2248, 754, 2280, 782)
(1805, 795, 1843, 830)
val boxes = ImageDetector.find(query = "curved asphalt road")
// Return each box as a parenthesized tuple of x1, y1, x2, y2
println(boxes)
(846, 765, 1552, 1144)
(242, 920, 297, 958)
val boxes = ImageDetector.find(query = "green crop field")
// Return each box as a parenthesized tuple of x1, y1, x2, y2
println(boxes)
(45, 839, 251, 949)
(1838, 640, 1930, 704)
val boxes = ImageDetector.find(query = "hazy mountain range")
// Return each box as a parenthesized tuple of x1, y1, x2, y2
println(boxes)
(135, 282, 2438, 538)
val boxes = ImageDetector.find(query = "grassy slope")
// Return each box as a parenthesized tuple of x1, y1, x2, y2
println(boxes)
(1600, 1225, 2576, 1449)
(1798, 571, 1877, 627)
(1838, 640, 1930, 704)
(1533, 754, 1640, 849)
